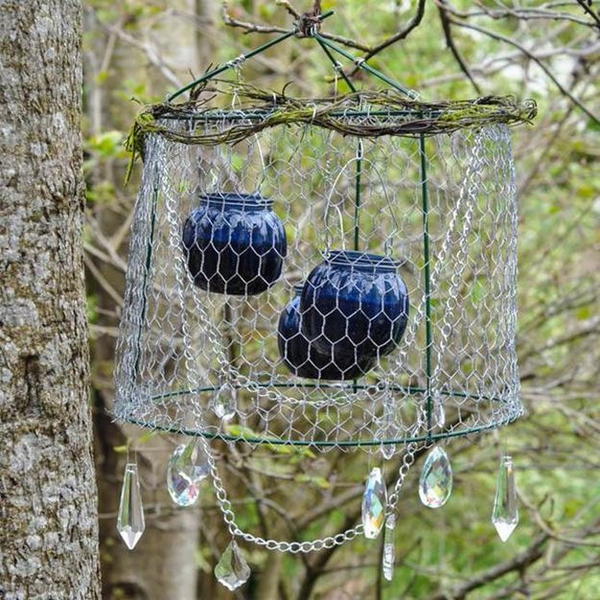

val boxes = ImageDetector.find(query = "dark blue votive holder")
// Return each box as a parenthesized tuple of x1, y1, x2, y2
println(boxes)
(182, 192, 287, 295)
(278, 285, 376, 380)
(300, 250, 409, 360)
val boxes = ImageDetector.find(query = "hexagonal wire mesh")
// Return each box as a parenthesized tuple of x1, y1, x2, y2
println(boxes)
(114, 26, 529, 553)
(115, 109, 523, 449)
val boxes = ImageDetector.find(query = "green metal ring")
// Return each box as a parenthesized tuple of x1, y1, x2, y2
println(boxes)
(145, 382, 510, 404)
(122, 410, 523, 448)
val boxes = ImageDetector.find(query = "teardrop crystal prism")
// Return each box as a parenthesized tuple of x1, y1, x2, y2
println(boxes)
(361, 467, 387, 539)
(433, 397, 445, 428)
(167, 439, 210, 506)
(213, 383, 236, 421)
(380, 443, 396, 460)
(419, 446, 452, 508)
(382, 513, 396, 581)
(379, 396, 397, 459)
(492, 454, 519, 542)
(117, 462, 145, 550)
(214, 540, 251, 591)
(423, 395, 445, 429)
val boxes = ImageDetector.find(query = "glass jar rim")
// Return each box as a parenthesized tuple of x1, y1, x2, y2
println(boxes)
(199, 191, 273, 208)
(325, 250, 400, 272)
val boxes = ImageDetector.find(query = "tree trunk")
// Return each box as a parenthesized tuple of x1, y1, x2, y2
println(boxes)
(0, 2, 101, 599)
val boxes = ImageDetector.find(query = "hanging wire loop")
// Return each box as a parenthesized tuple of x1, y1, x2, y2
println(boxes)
(166, 10, 335, 103)
(296, 0, 323, 38)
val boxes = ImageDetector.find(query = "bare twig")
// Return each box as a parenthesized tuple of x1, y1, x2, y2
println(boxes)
(432, 533, 550, 600)
(343, 0, 427, 79)
(437, 0, 482, 94)
(447, 18, 600, 124)
(360, 0, 427, 62)
(312, 31, 370, 53)
(84, 254, 124, 308)
(574, 0, 600, 30)
(440, 1, 598, 28)
(99, 21, 182, 88)
(222, 4, 288, 35)
(276, 0, 301, 20)
(519, 490, 600, 548)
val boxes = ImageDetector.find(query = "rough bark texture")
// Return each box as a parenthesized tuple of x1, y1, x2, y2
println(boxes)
(0, 2, 101, 598)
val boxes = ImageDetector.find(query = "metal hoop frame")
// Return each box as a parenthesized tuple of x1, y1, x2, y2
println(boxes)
(118, 11, 522, 449)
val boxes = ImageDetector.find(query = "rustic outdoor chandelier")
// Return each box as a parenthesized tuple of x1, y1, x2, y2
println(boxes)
(115, 9, 533, 589)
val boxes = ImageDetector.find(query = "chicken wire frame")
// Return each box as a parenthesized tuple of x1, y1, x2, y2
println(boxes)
(115, 17, 525, 455)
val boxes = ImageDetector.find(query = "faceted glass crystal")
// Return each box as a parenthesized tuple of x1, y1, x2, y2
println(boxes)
(214, 540, 251, 591)
(379, 397, 397, 459)
(213, 383, 236, 421)
(492, 454, 519, 542)
(419, 446, 452, 508)
(117, 462, 145, 550)
(167, 439, 210, 506)
(380, 443, 396, 460)
(361, 467, 387, 539)
(382, 513, 396, 582)
(433, 397, 445, 429)
(423, 395, 445, 430)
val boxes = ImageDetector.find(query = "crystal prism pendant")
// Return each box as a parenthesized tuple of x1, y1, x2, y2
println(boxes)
(380, 443, 396, 460)
(117, 462, 145, 550)
(419, 446, 452, 508)
(379, 396, 397, 459)
(213, 383, 236, 421)
(433, 396, 445, 428)
(167, 439, 210, 506)
(361, 467, 387, 539)
(492, 454, 519, 542)
(382, 513, 396, 581)
(214, 540, 251, 591)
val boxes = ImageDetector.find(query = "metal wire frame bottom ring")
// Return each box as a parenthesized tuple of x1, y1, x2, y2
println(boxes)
(120, 382, 524, 447)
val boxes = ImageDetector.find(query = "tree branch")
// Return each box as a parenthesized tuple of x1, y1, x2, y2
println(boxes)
(439, 2, 598, 28)
(431, 533, 550, 600)
(436, 0, 482, 94)
(447, 18, 600, 124)
(277, 0, 301, 20)
(574, 0, 600, 30)
(221, 5, 288, 35)
(360, 0, 427, 62)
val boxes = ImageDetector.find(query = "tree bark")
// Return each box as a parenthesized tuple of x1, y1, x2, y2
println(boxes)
(0, 2, 101, 599)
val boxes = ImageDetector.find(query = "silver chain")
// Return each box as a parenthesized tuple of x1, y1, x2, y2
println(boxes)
(200, 433, 436, 552)
(198, 435, 364, 553)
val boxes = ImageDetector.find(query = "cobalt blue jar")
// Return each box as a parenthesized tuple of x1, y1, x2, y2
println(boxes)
(300, 251, 409, 360)
(278, 285, 376, 380)
(182, 192, 287, 295)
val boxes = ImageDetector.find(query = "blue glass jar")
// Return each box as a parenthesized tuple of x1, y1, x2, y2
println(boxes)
(300, 251, 409, 360)
(182, 192, 287, 295)
(278, 285, 376, 380)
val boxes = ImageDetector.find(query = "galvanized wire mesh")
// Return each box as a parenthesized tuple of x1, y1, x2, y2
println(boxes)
(114, 110, 523, 454)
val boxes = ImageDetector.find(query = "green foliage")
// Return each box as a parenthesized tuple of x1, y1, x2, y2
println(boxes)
(87, 293, 99, 324)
